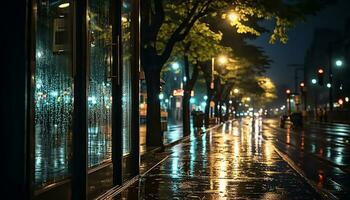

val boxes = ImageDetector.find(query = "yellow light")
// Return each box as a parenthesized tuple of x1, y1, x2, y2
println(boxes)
(58, 3, 70, 8)
(218, 55, 228, 65)
(345, 97, 349, 102)
(233, 88, 239, 94)
(228, 12, 239, 22)
(246, 97, 251, 102)
(121, 16, 128, 22)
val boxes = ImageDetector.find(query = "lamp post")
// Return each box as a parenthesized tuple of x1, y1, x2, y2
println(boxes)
(327, 45, 344, 111)
(211, 55, 227, 89)
(286, 89, 291, 115)
(328, 44, 334, 111)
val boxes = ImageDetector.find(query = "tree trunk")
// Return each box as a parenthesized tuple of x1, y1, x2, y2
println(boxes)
(182, 92, 191, 136)
(226, 101, 230, 118)
(145, 69, 162, 147)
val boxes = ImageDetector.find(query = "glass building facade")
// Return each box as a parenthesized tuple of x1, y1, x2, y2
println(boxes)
(3, 0, 140, 199)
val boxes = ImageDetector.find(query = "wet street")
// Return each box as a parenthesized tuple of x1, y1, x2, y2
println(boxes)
(263, 119, 350, 199)
(114, 118, 320, 199)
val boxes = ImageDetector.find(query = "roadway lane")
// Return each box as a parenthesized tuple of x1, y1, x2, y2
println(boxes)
(263, 118, 350, 199)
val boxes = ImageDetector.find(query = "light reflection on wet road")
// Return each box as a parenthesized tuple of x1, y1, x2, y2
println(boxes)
(114, 118, 319, 199)
(263, 119, 350, 199)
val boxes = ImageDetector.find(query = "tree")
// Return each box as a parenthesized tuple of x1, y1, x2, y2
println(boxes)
(169, 22, 231, 136)
(141, 0, 334, 146)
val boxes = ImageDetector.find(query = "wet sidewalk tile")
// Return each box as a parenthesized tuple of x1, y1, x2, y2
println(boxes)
(114, 119, 320, 199)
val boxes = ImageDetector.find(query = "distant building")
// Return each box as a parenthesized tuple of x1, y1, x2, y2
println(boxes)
(304, 19, 350, 111)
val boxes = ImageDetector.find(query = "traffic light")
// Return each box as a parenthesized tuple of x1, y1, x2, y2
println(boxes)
(317, 68, 324, 86)
(299, 82, 305, 93)
(285, 89, 291, 95)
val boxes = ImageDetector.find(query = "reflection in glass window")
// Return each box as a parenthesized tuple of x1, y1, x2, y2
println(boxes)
(88, 0, 113, 167)
(34, 0, 73, 186)
(122, 0, 132, 155)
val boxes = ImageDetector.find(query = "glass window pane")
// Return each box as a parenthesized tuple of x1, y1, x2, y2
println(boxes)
(122, 0, 132, 155)
(88, 0, 113, 167)
(34, 0, 73, 187)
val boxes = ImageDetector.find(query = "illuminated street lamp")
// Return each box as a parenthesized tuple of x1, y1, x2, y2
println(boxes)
(335, 59, 343, 67)
(327, 83, 332, 88)
(171, 62, 180, 71)
(211, 55, 228, 89)
(58, 3, 70, 8)
(311, 79, 317, 85)
(228, 11, 239, 23)
(233, 88, 239, 94)
(286, 89, 291, 115)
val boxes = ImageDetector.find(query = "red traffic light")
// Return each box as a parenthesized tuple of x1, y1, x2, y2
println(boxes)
(317, 68, 324, 86)
(300, 82, 305, 87)
(286, 89, 291, 94)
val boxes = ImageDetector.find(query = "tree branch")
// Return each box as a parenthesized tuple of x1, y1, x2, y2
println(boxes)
(150, 0, 165, 43)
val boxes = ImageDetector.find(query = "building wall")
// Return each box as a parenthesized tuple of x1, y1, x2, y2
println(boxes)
(304, 24, 350, 110)
(3, 0, 140, 199)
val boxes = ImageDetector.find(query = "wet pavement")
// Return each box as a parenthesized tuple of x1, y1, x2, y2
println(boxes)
(140, 120, 194, 154)
(263, 119, 350, 199)
(113, 118, 320, 199)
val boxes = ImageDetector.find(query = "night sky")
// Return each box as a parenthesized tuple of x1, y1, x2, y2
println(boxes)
(250, 0, 350, 105)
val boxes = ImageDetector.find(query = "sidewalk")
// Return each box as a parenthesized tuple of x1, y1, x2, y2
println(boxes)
(114, 119, 320, 199)
(140, 120, 195, 154)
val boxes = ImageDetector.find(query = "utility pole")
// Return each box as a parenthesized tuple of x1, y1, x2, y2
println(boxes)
(328, 43, 334, 111)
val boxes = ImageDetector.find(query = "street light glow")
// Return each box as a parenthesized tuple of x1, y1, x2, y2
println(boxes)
(335, 59, 343, 67)
(311, 79, 317, 84)
(172, 62, 180, 70)
(233, 88, 239, 94)
(327, 83, 332, 88)
(58, 3, 70, 8)
(228, 11, 239, 23)
(345, 97, 349, 102)
(218, 55, 228, 65)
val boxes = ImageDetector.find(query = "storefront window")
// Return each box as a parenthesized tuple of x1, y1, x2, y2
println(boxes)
(122, 0, 132, 155)
(34, 0, 73, 186)
(88, 0, 113, 167)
